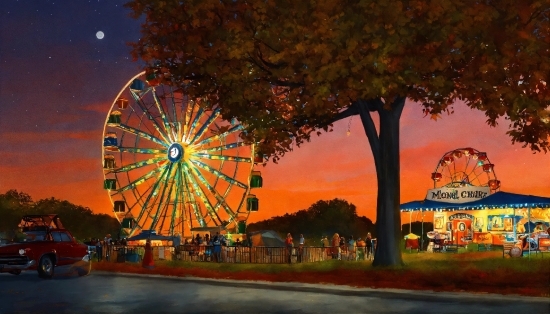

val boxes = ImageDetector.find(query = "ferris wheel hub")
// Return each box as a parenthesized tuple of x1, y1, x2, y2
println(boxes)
(167, 143, 184, 163)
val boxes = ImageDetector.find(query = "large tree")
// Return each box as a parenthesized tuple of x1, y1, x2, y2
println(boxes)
(126, 0, 549, 266)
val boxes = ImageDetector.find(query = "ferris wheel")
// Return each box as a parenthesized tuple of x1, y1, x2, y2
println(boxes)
(102, 72, 262, 237)
(430, 147, 500, 191)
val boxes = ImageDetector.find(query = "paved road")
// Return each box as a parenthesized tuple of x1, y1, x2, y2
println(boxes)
(0, 271, 547, 314)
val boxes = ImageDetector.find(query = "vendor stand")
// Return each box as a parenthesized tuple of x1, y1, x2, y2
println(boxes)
(400, 148, 550, 253)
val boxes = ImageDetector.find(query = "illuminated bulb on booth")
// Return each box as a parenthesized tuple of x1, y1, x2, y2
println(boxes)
(346, 130, 351, 136)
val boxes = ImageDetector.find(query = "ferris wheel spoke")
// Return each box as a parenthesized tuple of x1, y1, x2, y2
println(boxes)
(181, 164, 207, 227)
(126, 182, 154, 213)
(192, 153, 252, 163)
(190, 159, 248, 189)
(111, 156, 166, 173)
(152, 90, 176, 142)
(130, 90, 172, 143)
(167, 87, 184, 143)
(169, 86, 181, 140)
(149, 163, 176, 231)
(168, 86, 180, 129)
(168, 165, 183, 235)
(131, 165, 172, 233)
(193, 124, 244, 148)
(187, 163, 238, 224)
(198, 141, 248, 153)
(116, 124, 168, 147)
(182, 97, 196, 142)
(183, 163, 224, 226)
(189, 108, 221, 144)
(114, 166, 166, 194)
(118, 147, 166, 154)
(468, 168, 485, 185)
(444, 164, 453, 184)
(184, 108, 205, 144)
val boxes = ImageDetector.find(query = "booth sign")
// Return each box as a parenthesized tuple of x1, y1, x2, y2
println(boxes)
(475, 232, 493, 244)
(426, 186, 490, 203)
(448, 213, 475, 221)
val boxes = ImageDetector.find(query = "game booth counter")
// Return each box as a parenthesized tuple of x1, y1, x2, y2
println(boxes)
(401, 191, 550, 247)
(399, 148, 550, 253)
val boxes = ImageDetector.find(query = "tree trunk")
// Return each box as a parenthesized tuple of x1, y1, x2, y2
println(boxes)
(357, 97, 405, 266)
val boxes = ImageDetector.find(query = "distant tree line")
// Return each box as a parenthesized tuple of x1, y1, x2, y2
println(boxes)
(0, 190, 434, 247)
(0, 190, 120, 242)
(247, 198, 435, 246)
(247, 199, 376, 244)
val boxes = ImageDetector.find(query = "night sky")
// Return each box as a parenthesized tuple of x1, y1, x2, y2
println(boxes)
(1, 0, 549, 225)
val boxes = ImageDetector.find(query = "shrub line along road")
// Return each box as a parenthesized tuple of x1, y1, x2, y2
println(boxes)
(94, 271, 548, 303)
(1, 271, 547, 314)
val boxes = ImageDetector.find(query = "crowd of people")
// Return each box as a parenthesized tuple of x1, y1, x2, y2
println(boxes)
(88, 231, 378, 264)
(320, 232, 375, 261)
(181, 232, 228, 262)
(284, 232, 375, 263)
(87, 233, 123, 262)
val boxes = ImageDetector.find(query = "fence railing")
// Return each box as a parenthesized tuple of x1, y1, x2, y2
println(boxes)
(96, 245, 375, 264)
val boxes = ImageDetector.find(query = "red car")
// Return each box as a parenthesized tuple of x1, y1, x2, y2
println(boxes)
(0, 214, 91, 278)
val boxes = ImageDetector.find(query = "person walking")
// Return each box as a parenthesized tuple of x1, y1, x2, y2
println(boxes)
(104, 234, 112, 262)
(322, 236, 330, 260)
(172, 233, 181, 260)
(220, 234, 227, 262)
(366, 232, 374, 260)
(348, 236, 356, 261)
(213, 232, 222, 263)
(285, 233, 293, 264)
(298, 234, 305, 263)
(331, 233, 340, 260)
(95, 238, 103, 262)
(356, 237, 366, 261)
(339, 236, 346, 260)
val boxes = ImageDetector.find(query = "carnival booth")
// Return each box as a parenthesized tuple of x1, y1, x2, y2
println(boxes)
(400, 148, 550, 251)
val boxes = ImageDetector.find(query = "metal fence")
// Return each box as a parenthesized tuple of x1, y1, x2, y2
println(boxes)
(97, 244, 375, 264)
(175, 245, 374, 264)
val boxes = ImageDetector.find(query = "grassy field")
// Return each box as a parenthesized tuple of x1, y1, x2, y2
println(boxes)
(93, 250, 550, 297)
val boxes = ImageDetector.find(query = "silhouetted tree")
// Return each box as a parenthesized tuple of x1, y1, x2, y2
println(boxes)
(248, 199, 375, 242)
(0, 190, 120, 242)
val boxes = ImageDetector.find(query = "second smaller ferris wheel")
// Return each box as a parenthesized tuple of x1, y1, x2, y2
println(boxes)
(431, 147, 500, 192)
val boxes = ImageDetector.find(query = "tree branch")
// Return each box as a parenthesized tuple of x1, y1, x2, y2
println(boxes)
(325, 103, 359, 125)
(246, 54, 273, 76)
(392, 96, 406, 119)
(357, 99, 381, 167)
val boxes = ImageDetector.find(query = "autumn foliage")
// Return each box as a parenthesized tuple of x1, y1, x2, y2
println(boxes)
(126, 0, 549, 266)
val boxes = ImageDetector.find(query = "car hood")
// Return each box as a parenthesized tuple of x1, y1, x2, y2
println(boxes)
(0, 242, 43, 254)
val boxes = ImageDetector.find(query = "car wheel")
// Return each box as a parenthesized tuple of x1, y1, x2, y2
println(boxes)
(9, 270, 21, 275)
(38, 255, 54, 279)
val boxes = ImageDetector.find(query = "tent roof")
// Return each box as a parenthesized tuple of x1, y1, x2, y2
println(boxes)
(248, 230, 285, 247)
(127, 230, 173, 241)
(400, 191, 550, 212)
